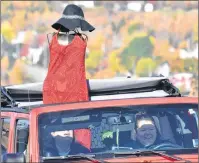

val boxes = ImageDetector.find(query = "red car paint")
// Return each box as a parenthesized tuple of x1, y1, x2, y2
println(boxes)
(1, 97, 198, 162)
(104, 154, 198, 162)
(1, 112, 29, 153)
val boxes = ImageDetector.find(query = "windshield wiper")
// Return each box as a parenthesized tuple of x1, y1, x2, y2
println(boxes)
(112, 150, 191, 162)
(42, 154, 102, 163)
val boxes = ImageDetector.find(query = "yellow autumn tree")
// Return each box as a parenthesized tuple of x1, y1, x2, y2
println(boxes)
(85, 50, 102, 70)
(8, 59, 27, 85)
(1, 1, 12, 13)
(86, 32, 105, 73)
(153, 40, 180, 62)
(1, 21, 16, 43)
(135, 57, 157, 77)
(170, 58, 185, 73)
(92, 68, 116, 79)
(1, 56, 9, 72)
(108, 48, 127, 73)
(12, 1, 32, 9)
(11, 10, 26, 32)
(193, 23, 198, 42)
(88, 32, 105, 51)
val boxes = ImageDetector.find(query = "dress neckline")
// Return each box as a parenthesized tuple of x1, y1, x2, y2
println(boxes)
(55, 31, 87, 48)
(55, 33, 78, 48)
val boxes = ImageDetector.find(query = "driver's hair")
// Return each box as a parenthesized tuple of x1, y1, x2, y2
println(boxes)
(131, 112, 163, 142)
(134, 112, 156, 131)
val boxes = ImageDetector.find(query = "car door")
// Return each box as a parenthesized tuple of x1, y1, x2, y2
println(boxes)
(1, 116, 11, 156)
(1, 112, 14, 155)
(13, 113, 29, 155)
(1, 112, 29, 154)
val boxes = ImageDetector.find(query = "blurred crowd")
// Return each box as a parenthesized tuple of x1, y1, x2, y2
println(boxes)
(1, 1, 198, 96)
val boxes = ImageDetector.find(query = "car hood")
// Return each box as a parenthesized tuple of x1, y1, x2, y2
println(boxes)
(103, 154, 198, 162)
(43, 154, 198, 163)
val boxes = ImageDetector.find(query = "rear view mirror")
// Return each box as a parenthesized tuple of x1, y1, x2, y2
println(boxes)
(107, 115, 134, 125)
(2, 153, 25, 163)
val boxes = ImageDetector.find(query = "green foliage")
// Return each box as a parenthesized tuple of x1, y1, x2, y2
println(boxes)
(128, 23, 141, 34)
(135, 57, 157, 77)
(120, 36, 154, 71)
(121, 55, 137, 71)
(184, 58, 198, 74)
(122, 36, 154, 57)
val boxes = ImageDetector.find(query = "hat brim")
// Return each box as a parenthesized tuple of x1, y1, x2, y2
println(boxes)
(52, 18, 95, 32)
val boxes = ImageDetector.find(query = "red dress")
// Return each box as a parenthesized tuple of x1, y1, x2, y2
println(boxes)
(43, 33, 89, 104)
(43, 32, 91, 150)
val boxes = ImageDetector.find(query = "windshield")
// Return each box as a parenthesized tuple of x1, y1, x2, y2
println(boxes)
(38, 104, 198, 158)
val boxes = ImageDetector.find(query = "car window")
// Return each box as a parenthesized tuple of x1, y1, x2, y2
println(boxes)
(15, 119, 29, 153)
(1, 118, 10, 155)
(38, 103, 198, 158)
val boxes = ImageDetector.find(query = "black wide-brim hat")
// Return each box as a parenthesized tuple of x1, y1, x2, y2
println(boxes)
(52, 4, 95, 32)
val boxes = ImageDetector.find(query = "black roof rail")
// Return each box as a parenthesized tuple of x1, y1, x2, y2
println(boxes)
(1, 87, 18, 107)
(1, 78, 181, 104)
(159, 79, 181, 97)
(1, 107, 29, 114)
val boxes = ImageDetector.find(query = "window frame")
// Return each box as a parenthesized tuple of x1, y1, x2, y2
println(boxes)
(14, 118, 29, 153)
(1, 117, 11, 154)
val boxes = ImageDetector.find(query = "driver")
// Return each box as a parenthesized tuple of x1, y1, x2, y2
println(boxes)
(44, 130, 90, 157)
(125, 113, 164, 149)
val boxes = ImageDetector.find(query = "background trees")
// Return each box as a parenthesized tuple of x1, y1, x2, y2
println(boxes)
(1, 1, 198, 89)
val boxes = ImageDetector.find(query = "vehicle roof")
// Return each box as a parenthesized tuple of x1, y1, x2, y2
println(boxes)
(15, 90, 169, 107)
(1, 107, 30, 114)
(5, 77, 168, 92)
(1, 77, 185, 114)
(1, 77, 181, 105)
(1, 97, 197, 115)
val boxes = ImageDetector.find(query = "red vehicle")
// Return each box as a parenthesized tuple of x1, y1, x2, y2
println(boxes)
(1, 77, 198, 163)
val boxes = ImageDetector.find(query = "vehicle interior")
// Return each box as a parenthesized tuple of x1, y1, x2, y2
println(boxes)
(15, 120, 29, 153)
(38, 105, 198, 157)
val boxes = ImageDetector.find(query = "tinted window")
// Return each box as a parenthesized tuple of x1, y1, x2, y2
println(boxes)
(1, 118, 10, 155)
(15, 119, 29, 153)
(38, 104, 198, 158)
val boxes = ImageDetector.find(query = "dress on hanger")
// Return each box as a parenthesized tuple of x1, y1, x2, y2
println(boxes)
(43, 31, 91, 150)
(43, 32, 89, 104)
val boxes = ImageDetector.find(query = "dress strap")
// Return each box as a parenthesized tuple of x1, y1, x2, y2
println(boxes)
(47, 33, 56, 46)
(47, 28, 64, 46)
(56, 28, 61, 36)
(79, 33, 88, 42)
(72, 28, 87, 42)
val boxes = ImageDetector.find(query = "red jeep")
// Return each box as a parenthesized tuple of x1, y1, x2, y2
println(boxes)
(1, 77, 198, 162)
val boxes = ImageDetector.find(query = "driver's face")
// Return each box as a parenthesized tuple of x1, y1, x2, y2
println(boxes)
(51, 130, 74, 154)
(136, 120, 157, 147)
(51, 130, 73, 138)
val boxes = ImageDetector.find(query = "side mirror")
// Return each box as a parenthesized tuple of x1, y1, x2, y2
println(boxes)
(2, 153, 25, 163)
